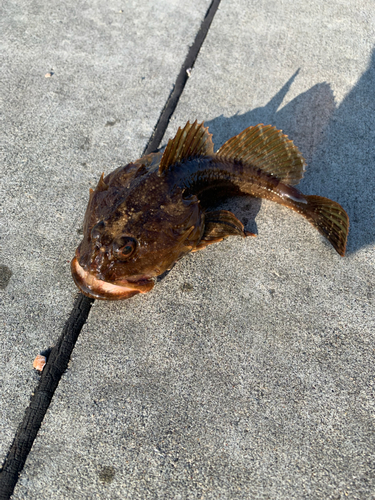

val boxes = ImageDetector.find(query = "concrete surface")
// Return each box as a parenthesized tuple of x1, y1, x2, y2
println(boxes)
(2, 0, 375, 498)
(0, 0, 211, 464)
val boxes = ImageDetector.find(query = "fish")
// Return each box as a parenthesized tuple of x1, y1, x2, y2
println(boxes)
(71, 121, 349, 300)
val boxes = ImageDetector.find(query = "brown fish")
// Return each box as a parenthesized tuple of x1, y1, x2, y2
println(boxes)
(71, 121, 349, 300)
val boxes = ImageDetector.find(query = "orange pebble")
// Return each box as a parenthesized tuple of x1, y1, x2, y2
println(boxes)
(33, 354, 47, 372)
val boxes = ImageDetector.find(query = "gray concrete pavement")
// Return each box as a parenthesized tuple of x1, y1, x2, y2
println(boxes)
(2, 0, 375, 498)
(0, 0, 211, 465)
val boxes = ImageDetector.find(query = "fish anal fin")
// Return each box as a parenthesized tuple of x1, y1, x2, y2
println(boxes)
(216, 124, 306, 186)
(194, 210, 250, 251)
(159, 121, 214, 175)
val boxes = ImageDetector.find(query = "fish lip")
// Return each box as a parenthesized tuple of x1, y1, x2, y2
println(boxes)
(71, 257, 154, 300)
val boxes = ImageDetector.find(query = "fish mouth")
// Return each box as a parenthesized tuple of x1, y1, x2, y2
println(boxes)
(71, 257, 154, 300)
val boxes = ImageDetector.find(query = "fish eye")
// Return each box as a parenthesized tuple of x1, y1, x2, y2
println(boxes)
(113, 237, 137, 261)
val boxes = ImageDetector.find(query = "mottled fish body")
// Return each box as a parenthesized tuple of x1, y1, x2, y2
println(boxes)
(71, 121, 349, 300)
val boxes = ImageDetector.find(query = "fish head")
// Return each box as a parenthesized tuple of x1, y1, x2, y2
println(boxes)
(72, 157, 203, 300)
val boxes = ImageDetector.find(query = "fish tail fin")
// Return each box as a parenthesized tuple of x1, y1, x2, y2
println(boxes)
(296, 195, 349, 256)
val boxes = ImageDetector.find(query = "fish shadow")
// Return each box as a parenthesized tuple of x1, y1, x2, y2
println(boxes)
(205, 48, 375, 254)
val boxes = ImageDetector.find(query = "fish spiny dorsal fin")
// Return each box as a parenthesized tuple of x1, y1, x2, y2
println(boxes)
(216, 124, 306, 185)
(97, 172, 109, 192)
(159, 121, 214, 175)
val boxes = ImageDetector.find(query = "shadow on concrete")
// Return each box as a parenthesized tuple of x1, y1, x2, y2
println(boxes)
(305, 48, 375, 254)
(205, 47, 375, 254)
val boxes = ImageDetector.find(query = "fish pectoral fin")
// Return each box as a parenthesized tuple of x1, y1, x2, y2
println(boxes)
(216, 124, 306, 186)
(194, 210, 250, 251)
(159, 121, 214, 175)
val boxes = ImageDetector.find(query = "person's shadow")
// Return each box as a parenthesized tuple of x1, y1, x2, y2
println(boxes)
(205, 48, 375, 254)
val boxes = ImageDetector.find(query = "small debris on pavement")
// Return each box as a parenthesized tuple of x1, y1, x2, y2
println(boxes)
(33, 354, 47, 372)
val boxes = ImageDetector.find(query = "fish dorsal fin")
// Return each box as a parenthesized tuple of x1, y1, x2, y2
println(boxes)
(216, 124, 306, 185)
(159, 121, 214, 175)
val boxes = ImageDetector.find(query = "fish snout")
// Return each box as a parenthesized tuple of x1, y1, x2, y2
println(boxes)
(76, 243, 111, 280)
(70, 256, 155, 300)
